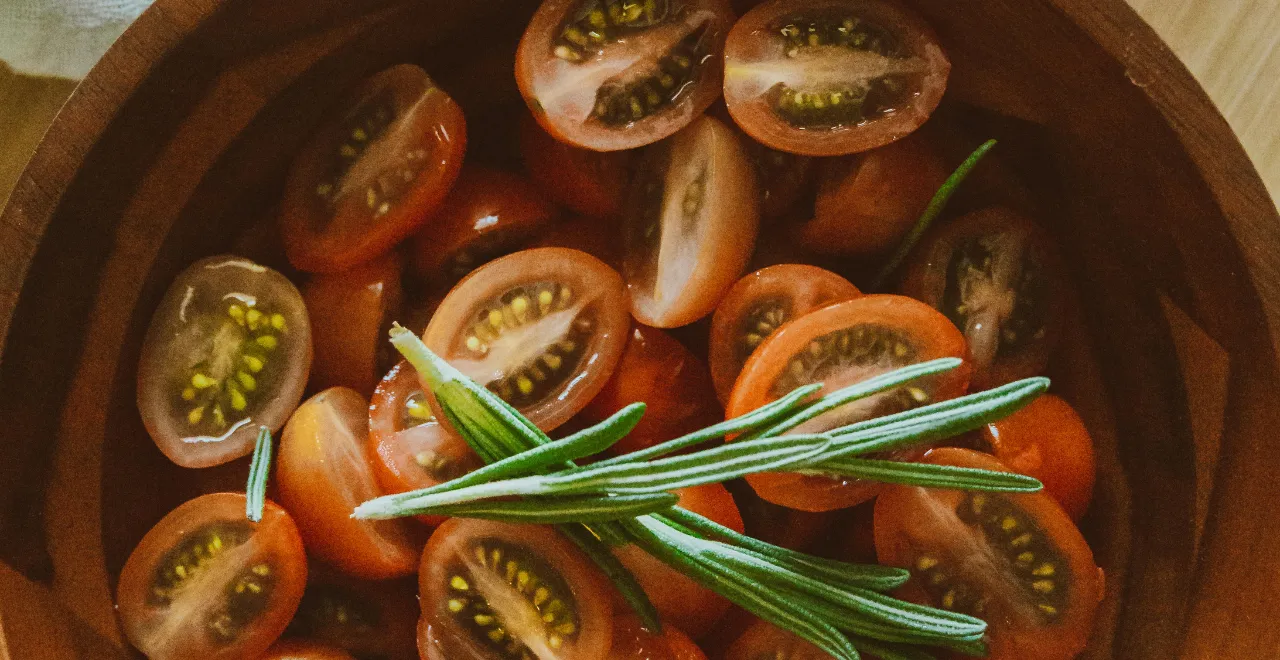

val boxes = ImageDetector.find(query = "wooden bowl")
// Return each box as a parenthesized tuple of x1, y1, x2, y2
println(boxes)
(1, 0, 1278, 657)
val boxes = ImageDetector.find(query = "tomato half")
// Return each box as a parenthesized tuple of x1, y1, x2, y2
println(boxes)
(303, 252, 403, 396)
(622, 114, 760, 327)
(520, 115, 631, 217)
(424, 247, 631, 432)
(708, 264, 861, 403)
(900, 207, 1065, 391)
(725, 618, 832, 659)
(796, 132, 948, 255)
(979, 394, 1096, 520)
(138, 256, 312, 468)
(286, 567, 419, 660)
(727, 295, 971, 512)
(281, 64, 466, 273)
(723, 0, 950, 156)
(607, 614, 707, 660)
(409, 166, 558, 285)
(418, 519, 615, 659)
(116, 493, 308, 660)
(516, 0, 736, 151)
(277, 388, 421, 579)
(874, 448, 1103, 660)
(261, 640, 356, 660)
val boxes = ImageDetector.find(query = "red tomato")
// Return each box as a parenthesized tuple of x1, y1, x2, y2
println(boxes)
(520, 115, 631, 217)
(796, 132, 948, 255)
(830, 501, 877, 564)
(418, 519, 615, 659)
(534, 214, 624, 269)
(723, 0, 950, 156)
(580, 324, 722, 455)
(138, 256, 312, 468)
(302, 252, 403, 396)
(409, 166, 558, 285)
(708, 264, 861, 403)
(281, 65, 466, 273)
(900, 207, 1065, 391)
(260, 640, 356, 659)
(874, 448, 1103, 660)
(424, 248, 631, 432)
(726, 295, 971, 512)
(748, 141, 816, 219)
(980, 394, 1096, 520)
(606, 614, 707, 660)
(516, 0, 736, 151)
(725, 618, 833, 659)
(117, 493, 308, 660)
(622, 115, 760, 327)
(233, 207, 296, 279)
(286, 567, 419, 660)
(729, 481, 836, 552)
(277, 388, 421, 579)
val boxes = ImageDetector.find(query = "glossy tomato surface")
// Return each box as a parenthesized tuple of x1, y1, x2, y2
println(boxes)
(116, 493, 308, 660)
(606, 614, 707, 659)
(286, 567, 420, 660)
(261, 640, 356, 660)
(874, 448, 1103, 660)
(303, 252, 402, 396)
(723, 0, 950, 156)
(138, 256, 312, 468)
(520, 115, 631, 217)
(980, 394, 1096, 520)
(725, 618, 833, 659)
(281, 65, 466, 273)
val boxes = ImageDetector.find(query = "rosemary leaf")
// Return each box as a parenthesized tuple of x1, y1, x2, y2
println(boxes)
(557, 522, 661, 631)
(415, 493, 678, 523)
(245, 426, 272, 523)
(851, 637, 939, 660)
(804, 457, 1042, 492)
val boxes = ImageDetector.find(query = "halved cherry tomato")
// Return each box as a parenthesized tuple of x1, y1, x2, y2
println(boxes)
(277, 388, 421, 579)
(748, 141, 815, 219)
(286, 566, 419, 660)
(900, 207, 1065, 391)
(117, 493, 308, 660)
(709, 264, 861, 403)
(409, 166, 558, 285)
(622, 114, 760, 327)
(138, 256, 312, 468)
(261, 640, 356, 660)
(728, 480, 835, 552)
(725, 618, 832, 659)
(979, 394, 1095, 520)
(874, 448, 1103, 660)
(723, 0, 950, 156)
(424, 247, 631, 432)
(418, 519, 615, 659)
(303, 252, 403, 396)
(580, 324, 722, 454)
(516, 0, 736, 151)
(281, 64, 466, 273)
(534, 214, 624, 269)
(520, 115, 631, 217)
(726, 295, 971, 512)
(796, 132, 948, 255)
(607, 614, 707, 659)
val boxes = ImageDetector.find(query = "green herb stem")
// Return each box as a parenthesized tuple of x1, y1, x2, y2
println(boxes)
(245, 426, 272, 522)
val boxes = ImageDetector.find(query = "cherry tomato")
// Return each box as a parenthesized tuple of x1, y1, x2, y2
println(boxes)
(409, 166, 558, 285)
(830, 501, 877, 564)
(116, 493, 308, 660)
(138, 256, 312, 468)
(424, 247, 631, 432)
(728, 480, 835, 552)
(286, 567, 419, 660)
(749, 141, 815, 220)
(607, 614, 707, 659)
(303, 252, 403, 396)
(874, 448, 1103, 660)
(979, 394, 1096, 520)
(900, 207, 1065, 391)
(516, 0, 736, 151)
(723, 0, 950, 156)
(727, 295, 971, 512)
(796, 132, 948, 256)
(580, 324, 722, 455)
(709, 264, 861, 403)
(622, 115, 760, 327)
(261, 640, 356, 659)
(417, 519, 615, 659)
(520, 115, 631, 217)
(278, 388, 421, 579)
(725, 618, 832, 659)
(233, 207, 297, 279)
(281, 65, 466, 273)
(534, 214, 624, 269)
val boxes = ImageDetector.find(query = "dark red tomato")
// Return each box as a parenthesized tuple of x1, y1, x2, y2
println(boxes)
(409, 166, 558, 285)
(117, 493, 308, 660)
(281, 65, 466, 273)
(418, 519, 615, 659)
(979, 394, 1096, 520)
(516, 0, 736, 151)
(520, 115, 631, 217)
(424, 248, 631, 432)
(874, 448, 1103, 660)
(303, 252, 403, 396)
(723, 0, 950, 156)
(261, 640, 356, 659)
(580, 324, 722, 455)
(727, 295, 971, 512)
(725, 618, 832, 659)
(748, 141, 815, 219)
(622, 114, 760, 327)
(728, 480, 836, 552)
(278, 388, 421, 579)
(900, 207, 1065, 391)
(796, 132, 948, 256)
(286, 567, 419, 660)
(607, 614, 707, 659)
(138, 256, 312, 468)
(534, 214, 624, 269)
(233, 207, 296, 278)
(708, 264, 861, 403)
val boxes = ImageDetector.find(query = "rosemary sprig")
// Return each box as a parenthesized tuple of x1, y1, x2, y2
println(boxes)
(245, 426, 272, 522)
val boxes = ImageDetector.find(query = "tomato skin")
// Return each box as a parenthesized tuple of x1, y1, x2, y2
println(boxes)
(748, 141, 816, 220)
(729, 481, 837, 553)
(520, 115, 631, 217)
(281, 65, 466, 273)
(533, 214, 624, 270)
(606, 614, 707, 660)
(725, 618, 833, 659)
(980, 394, 1095, 520)
(260, 640, 356, 659)
(303, 252, 403, 396)
(117, 493, 308, 660)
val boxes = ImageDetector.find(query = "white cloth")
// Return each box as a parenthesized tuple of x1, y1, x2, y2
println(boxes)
(0, 0, 152, 79)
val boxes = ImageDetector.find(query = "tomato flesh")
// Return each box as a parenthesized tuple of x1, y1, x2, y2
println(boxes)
(303, 252, 403, 396)
(606, 614, 707, 659)
(980, 394, 1096, 520)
